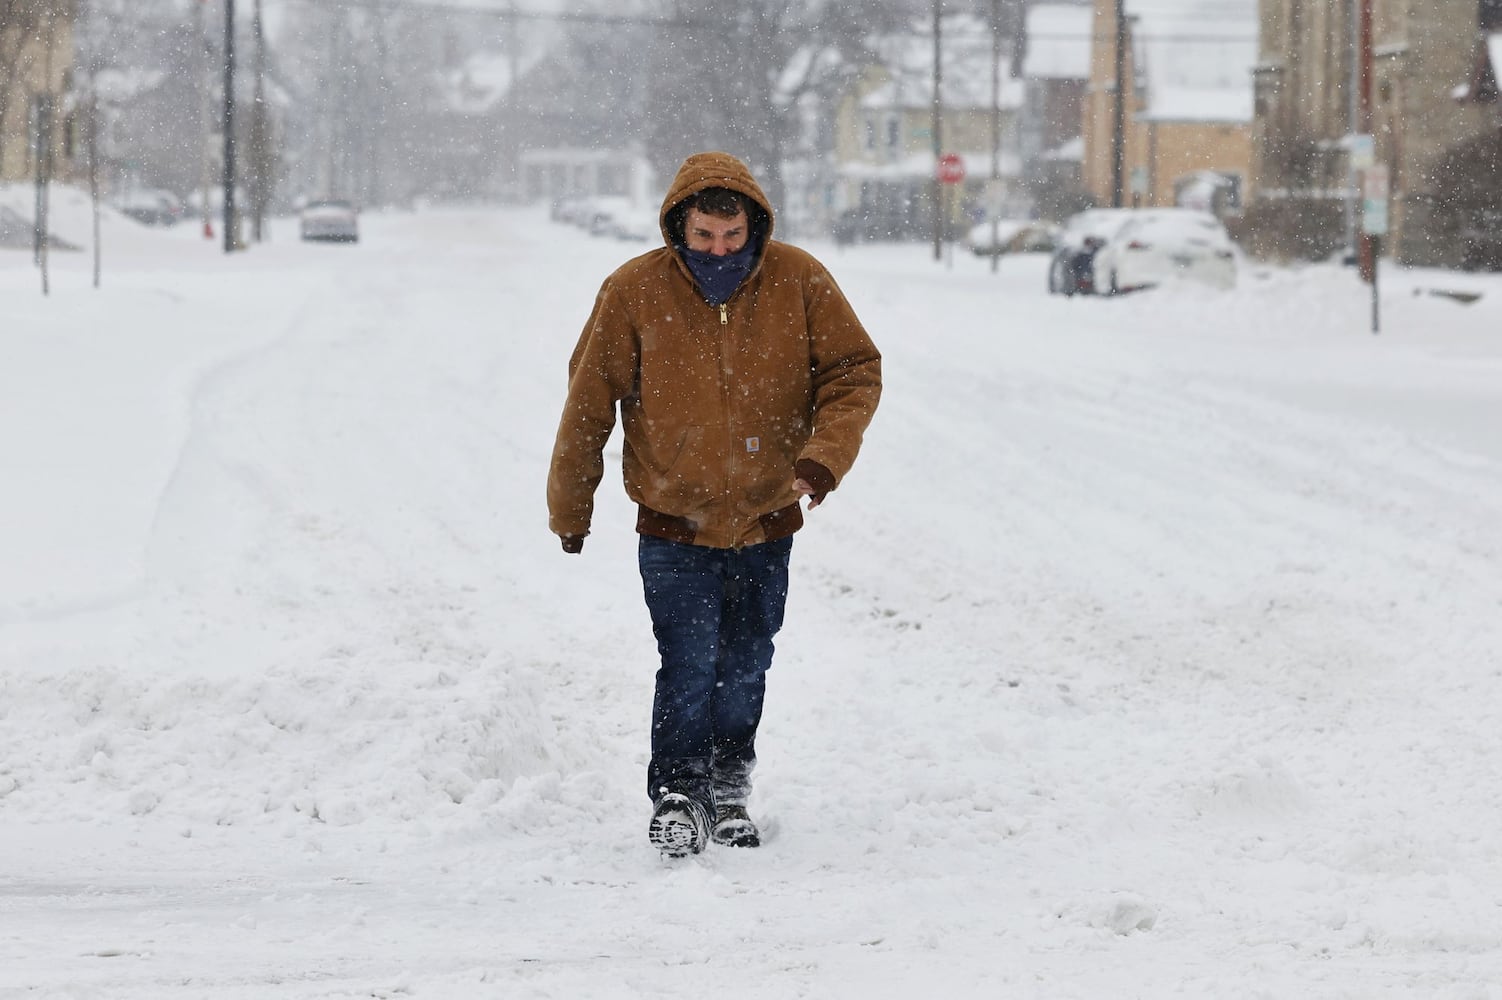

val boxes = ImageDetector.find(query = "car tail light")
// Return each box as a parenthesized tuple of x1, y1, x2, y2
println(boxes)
(1126, 240, 1150, 250)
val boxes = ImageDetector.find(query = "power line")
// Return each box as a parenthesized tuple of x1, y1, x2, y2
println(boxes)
(1033, 31, 1256, 42)
(263, 0, 1255, 40)
(265, 0, 697, 28)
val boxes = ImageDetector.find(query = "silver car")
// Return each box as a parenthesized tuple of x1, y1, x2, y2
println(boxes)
(299, 199, 360, 243)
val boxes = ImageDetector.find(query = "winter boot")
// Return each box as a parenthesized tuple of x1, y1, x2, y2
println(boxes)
(648, 792, 710, 858)
(711, 804, 761, 848)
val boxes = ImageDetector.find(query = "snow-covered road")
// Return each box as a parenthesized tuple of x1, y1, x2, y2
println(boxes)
(3, 195, 1501, 997)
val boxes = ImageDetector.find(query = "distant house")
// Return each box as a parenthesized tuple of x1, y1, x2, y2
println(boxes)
(1254, 0, 1502, 266)
(414, 46, 654, 208)
(0, 2, 73, 184)
(1082, 0, 1255, 217)
(818, 13, 1026, 241)
(405, 50, 534, 202)
(517, 147, 655, 209)
(91, 66, 204, 203)
(1020, 3, 1092, 217)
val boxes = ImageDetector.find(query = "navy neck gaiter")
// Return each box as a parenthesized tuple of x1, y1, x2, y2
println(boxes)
(678, 240, 759, 306)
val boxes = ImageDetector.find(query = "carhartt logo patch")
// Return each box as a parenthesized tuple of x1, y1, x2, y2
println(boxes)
(745, 437, 760, 453)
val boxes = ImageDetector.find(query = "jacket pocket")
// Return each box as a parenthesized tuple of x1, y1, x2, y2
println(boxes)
(649, 425, 720, 514)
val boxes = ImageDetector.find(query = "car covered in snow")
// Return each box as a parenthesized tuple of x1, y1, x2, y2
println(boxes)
(1088, 208, 1237, 294)
(299, 199, 360, 243)
(964, 218, 1059, 257)
(115, 188, 185, 227)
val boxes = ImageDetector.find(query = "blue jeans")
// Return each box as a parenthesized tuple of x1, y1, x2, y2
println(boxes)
(639, 534, 793, 810)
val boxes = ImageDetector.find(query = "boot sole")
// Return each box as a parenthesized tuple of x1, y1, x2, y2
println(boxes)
(648, 798, 706, 857)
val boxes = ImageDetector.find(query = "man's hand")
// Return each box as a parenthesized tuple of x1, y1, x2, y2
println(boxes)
(560, 534, 585, 554)
(793, 459, 835, 510)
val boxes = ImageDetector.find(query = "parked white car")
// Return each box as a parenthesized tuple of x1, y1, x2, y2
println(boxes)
(1088, 208, 1236, 294)
(600, 205, 659, 242)
(299, 199, 360, 243)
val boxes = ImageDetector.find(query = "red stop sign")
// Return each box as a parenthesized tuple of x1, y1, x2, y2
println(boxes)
(936, 153, 965, 185)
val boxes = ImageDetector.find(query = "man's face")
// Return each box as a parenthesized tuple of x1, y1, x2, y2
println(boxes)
(684, 207, 749, 256)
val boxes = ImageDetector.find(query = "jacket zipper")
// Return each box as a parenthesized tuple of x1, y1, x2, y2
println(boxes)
(714, 300, 735, 542)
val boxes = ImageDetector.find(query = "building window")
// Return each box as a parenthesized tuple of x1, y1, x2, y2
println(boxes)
(1483, 0, 1502, 30)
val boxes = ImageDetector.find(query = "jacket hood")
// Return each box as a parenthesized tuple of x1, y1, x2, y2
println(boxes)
(659, 152, 775, 249)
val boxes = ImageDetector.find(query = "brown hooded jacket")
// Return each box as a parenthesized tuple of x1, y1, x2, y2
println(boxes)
(547, 152, 882, 550)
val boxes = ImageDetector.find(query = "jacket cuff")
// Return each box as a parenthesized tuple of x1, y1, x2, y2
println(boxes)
(795, 458, 836, 501)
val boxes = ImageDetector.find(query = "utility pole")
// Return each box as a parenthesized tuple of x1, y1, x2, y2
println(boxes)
(931, 0, 943, 261)
(1111, 0, 1127, 208)
(198, 0, 214, 239)
(34, 9, 57, 295)
(32, 94, 51, 271)
(507, 0, 520, 203)
(89, 70, 102, 288)
(250, 0, 267, 242)
(1356, 0, 1376, 285)
(223, 0, 239, 253)
(1343, 0, 1358, 260)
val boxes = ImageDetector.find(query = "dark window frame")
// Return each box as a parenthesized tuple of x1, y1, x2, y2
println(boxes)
(1483, 0, 1502, 31)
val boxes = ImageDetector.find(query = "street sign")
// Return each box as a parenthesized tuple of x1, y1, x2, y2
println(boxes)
(1349, 133, 1375, 170)
(984, 179, 1006, 217)
(936, 153, 965, 185)
(1362, 165, 1389, 235)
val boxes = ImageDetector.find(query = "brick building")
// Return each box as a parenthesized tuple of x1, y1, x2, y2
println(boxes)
(1082, 0, 1256, 216)
(0, 2, 74, 183)
(1252, 0, 1502, 265)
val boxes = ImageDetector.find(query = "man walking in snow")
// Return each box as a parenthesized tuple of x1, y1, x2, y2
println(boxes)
(547, 152, 882, 857)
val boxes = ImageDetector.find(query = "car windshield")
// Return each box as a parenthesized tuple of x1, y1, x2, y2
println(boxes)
(305, 200, 354, 212)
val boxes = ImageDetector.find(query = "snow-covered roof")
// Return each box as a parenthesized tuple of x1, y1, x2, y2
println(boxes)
(1024, 4, 1091, 80)
(1044, 136, 1085, 162)
(775, 44, 846, 105)
(91, 68, 167, 104)
(1140, 85, 1254, 123)
(437, 51, 542, 115)
(1131, 0, 1257, 123)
